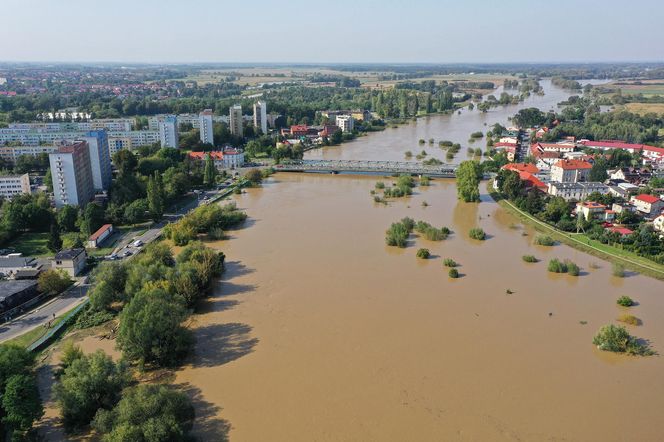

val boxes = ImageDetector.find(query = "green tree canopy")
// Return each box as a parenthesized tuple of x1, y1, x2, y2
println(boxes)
(92, 384, 195, 442)
(54, 350, 129, 431)
(456, 161, 482, 202)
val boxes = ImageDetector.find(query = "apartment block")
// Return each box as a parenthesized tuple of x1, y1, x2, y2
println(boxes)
(49, 141, 95, 208)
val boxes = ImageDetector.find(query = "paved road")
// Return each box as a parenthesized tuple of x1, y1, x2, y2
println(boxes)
(0, 185, 233, 344)
(0, 282, 90, 343)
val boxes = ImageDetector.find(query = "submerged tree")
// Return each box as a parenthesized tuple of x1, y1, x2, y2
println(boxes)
(456, 160, 482, 202)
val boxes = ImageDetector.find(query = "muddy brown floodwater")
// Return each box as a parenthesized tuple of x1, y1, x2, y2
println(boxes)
(176, 176, 664, 442)
(173, 80, 664, 442)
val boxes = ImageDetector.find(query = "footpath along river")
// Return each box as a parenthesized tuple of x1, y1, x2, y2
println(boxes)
(174, 80, 664, 441)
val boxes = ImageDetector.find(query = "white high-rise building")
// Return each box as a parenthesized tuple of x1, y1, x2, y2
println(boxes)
(81, 130, 112, 191)
(253, 101, 268, 134)
(49, 141, 95, 208)
(229, 105, 243, 137)
(158, 116, 179, 148)
(199, 109, 214, 145)
(336, 115, 355, 133)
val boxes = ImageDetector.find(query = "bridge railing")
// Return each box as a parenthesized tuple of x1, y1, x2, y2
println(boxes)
(277, 159, 457, 175)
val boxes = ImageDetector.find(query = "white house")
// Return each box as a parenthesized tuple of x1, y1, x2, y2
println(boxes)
(550, 159, 593, 183)
(630, 194, 664, 217)
(654, 214, 664, 233)
(547, 182, 610, 201)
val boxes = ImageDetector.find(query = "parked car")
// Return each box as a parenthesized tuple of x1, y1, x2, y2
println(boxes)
(132, 240, 143, 247)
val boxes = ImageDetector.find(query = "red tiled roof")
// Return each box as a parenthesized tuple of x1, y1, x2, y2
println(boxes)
(580, 140, 664, 156)
(633, 194, 661, 204)
(189, 151, 224, 160)
(553, 159, 592, 170)
(503, 163, 539, 174)
(578, 201, 606, 209)
(89, 224, 112, 241)
(607, 226, 634, 236)
(518, 171, 547, 190)
(493, 142, 517, 147)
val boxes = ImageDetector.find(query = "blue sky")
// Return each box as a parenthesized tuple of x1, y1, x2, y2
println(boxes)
(2, 0, 663, 63)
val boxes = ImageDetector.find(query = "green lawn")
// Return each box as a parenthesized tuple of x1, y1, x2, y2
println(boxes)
(10, 232, 50, 257)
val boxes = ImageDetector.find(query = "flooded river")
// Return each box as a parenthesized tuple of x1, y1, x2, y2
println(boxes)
(174, 80, 664, 441)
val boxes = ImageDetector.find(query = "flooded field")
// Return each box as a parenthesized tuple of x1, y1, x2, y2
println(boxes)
(175, 171, 664, 441)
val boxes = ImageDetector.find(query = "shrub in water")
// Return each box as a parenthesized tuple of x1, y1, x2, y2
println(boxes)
(522, 255, 538, 263)
(592, 324, 653, 355)
(207, 227, 225, 240)
(375, 181, 385, 189)
(547, 258, 568, 273)
(443, 258, 457, 267)
(448, 268, 459, 278)
(616, 296, 634, 307)
(468, 227, 486, 240)
(566, 260, 580, 276)
(534, 235, 555, 246)
(416, 248, 430, 259)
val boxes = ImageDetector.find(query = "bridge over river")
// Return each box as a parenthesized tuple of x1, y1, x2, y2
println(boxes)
(274, 160, 458, 178)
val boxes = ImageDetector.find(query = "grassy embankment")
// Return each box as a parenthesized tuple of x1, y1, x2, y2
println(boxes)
(488, 185, 664, 281)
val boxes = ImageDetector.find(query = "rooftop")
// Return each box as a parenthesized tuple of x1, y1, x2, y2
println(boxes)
(0, 280, 38, 300)
(89, 224, 113, 241)
(503, 163, 539, 174)
(54, 248, 86, 260)
(0, 256, 37, 268)
(633, 194, 661, 204)
(553, 159, 592, 170)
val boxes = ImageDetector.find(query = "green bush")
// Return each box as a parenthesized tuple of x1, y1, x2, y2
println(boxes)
(612, 263, 626, 277)
(418, 139, 425, 144)
(592, 324, 653, 356)
(547, 258, 568, 273)
(385, 218, 414, 248)
(207, 227, 225, 240)
(448, 268, 459, 278)
(416, 248, 430, 259)
(414, 221, 449, 241)
(443, 258, 457, 267)
(566, 260, 580, 276)
(534, 235, 555, 246)
(419, 176, 431, 186)
(468, 227, 486, 240)
(375, 181, 385, 189)
(617, 296, 634, 307)
(522, 255, 538, 263)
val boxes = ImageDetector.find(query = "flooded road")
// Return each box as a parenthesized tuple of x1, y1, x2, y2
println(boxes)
(175, 80, 664, 441)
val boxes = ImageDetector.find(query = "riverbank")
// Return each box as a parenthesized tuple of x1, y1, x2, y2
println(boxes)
(488, 183, 664, 281)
